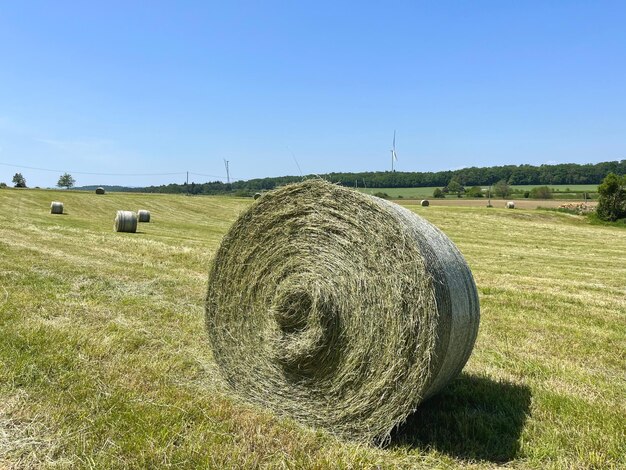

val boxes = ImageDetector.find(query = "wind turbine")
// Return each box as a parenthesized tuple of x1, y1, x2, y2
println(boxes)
(224, 159, 230, 184)
(391, 130, 398, 172)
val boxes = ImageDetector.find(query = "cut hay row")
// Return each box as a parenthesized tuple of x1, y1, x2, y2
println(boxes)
(205, 180, 480, 442)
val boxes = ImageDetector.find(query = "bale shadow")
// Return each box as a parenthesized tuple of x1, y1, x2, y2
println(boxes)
(390, 373, 531, 463)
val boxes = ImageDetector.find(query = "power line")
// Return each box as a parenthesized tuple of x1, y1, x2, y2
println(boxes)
(0, 161, 246, 182)
(0, 161, 186, 177)
(0, 162, 225, 179)
(188, 171, 232, 180)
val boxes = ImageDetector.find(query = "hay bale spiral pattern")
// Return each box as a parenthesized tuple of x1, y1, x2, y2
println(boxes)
(206, 180, 479, 442)
(137, 210, 151, 222)
(50, 201, 64, 214)
(114, 210, 137, 233)
(420, 199, 430, 207)
(506, 201, 515, 209)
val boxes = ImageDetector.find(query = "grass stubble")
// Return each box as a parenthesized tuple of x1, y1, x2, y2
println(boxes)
(0, 187, 624, 469)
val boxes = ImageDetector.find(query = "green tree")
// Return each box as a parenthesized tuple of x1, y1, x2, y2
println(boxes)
(493, 179, 511, 198)
(57, 173, 76, 189)
(596, 173, 626, 221)
(445, 177, 464, 197)
(465, 186, 483, 198)
(12, 173, 26, 188)
(530, 186, 553, 199)
(433, 188, 445, 198)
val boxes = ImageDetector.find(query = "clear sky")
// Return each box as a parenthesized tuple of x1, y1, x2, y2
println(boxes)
(1, 1, 625, 188)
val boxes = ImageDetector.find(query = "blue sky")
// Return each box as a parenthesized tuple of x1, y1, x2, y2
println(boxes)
(1, 1, 625, 187)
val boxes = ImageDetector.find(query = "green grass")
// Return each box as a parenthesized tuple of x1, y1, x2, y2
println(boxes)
(1, 187, 624, 468)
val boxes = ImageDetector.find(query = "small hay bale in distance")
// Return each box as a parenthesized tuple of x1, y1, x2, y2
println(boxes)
(205, 179, 480, 442)
(114, 210, 137, 233)
(95, 187, 105, 195)
(137, 210, 151, 223)
(50, 201, 64, 214)
(420, 199, 430, 206)
(253, 192, 262, 200)
(506, 201, 515, 209)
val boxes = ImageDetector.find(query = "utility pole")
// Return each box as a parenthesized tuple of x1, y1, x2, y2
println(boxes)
(186, 171, 189, 196)
(224, 159, 230, 185)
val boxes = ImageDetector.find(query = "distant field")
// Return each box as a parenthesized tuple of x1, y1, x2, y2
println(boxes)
(0, 188, 624, 468)
(510, 184, 598, 192)
(359, 184, 598, 200)
(405, 198, 597, 210)
(358, 187, 440, 198)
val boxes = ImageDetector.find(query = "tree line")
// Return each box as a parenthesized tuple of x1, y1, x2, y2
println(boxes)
(124, 160, 626, 195)
(5, 160, 625, 194)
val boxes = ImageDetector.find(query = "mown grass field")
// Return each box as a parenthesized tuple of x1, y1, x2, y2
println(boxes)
(1, 188, 624, 469)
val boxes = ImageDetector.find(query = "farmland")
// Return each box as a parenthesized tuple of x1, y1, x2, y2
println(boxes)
(1, 188, 624, 469)
(358, 184, 598, 200)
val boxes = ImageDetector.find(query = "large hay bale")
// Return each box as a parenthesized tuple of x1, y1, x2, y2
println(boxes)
(95, 187, 105, 195)
(420, 199, 430, 207)
(506, 201, 515, 209)
(253, 192, 262, 200)
(114, 210, 137, 233)
(137, 210, 151, 223)
(205, 180, 480, 442)
(50, 201, 64, 214)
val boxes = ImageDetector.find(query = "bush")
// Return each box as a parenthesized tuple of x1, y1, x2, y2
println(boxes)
(373, 192, 390, 199)
(0, 182, 6, 189)
(530, 186, 553, 199)
(433, 188, 445, 198)
(596, 173, 626, 222)
(465, 186, 483, 198)
(524, 191, 530, 198)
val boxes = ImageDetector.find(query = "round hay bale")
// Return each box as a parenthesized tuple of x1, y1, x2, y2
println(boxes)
(50, 201, 64, 214)
(114, 210, 137, 233)
(137, 210, 151, 223)
(205, 180, 480, 442)
(420, 199, 430, 207)
(506, 201, 515, 209)
(95, 187, 105, 195)
(253, 192, 262, 200)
